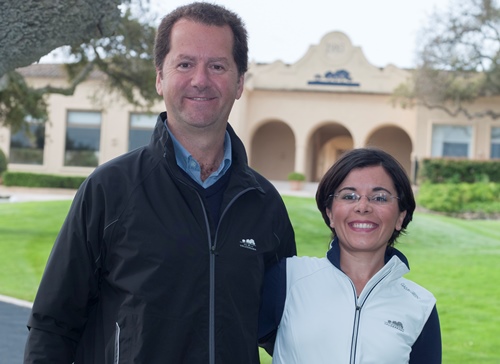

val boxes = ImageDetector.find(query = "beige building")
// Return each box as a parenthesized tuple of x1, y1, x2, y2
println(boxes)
(1, 31, 499, 182)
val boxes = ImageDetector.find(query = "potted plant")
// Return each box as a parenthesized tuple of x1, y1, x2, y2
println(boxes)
(287, 172, 306, 191)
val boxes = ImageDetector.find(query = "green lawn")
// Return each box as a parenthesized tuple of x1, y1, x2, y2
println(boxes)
(1, 196, 499, 363)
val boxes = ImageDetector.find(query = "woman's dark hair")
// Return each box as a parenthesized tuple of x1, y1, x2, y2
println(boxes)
(154, 2, 248, 77)
(315, 148, 416, 246)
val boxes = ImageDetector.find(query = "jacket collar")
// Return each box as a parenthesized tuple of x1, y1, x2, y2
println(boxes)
(150, 112, 264, 194)
(326, 236, 410, 271)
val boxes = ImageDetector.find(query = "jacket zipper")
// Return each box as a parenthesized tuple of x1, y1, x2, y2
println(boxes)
(193, 192, 216, 364)
(350, 304, 361, 363)
(207, 188, 255, 364)
(209, 244, 216, 364)
(348, 272, 389, 364)
(114, 322, 120, 364)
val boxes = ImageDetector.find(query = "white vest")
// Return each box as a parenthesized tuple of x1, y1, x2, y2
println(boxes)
(273, 256, 436, 364)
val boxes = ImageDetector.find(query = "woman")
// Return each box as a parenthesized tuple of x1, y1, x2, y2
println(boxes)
(259, 148, 441, 363)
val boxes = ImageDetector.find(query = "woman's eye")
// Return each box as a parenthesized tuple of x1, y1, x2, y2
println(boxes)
(372, 194, 388, 202)
(343, 193, 357, 200)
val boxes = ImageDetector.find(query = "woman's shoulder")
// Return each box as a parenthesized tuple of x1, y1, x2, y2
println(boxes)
(288, 255, 329, 265)
(396, 277, 437, 310)
(286, 255, 332, 278)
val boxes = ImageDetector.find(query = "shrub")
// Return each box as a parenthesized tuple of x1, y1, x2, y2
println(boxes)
(0, 148, 7, 176)
(419, 159, 500, 184)
(287, 172, 306, 181)
(417, 182, 500, 214)
(2, 172, 85, 189)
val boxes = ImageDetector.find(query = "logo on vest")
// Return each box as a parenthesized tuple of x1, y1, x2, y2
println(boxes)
(239, 238, 256, 251)
(401, 282, 420, 299)
(385, 320, 404, 332)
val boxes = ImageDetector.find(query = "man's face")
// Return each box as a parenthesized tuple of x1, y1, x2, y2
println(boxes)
(156, 19, 244, 134)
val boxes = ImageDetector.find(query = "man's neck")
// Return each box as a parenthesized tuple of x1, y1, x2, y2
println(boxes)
(168, 123, 226, 181)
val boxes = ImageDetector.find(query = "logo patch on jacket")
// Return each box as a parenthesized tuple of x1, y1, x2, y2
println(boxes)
(385, 320, 404, 332)
(401, 282, 420, 299)
(239, 238, 256, 251)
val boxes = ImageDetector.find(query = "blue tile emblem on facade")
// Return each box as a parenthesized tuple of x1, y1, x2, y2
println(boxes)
(308, 69, 360, 87)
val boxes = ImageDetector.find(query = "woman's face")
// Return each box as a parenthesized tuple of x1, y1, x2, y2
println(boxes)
(326, 166, 407, 256)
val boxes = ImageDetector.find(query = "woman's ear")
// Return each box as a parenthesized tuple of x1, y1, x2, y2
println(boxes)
(395, 210, 407, 231)
(326, 208, 334, 228)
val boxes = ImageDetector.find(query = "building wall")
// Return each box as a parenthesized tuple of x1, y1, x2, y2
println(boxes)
(1, 31, 498, 183)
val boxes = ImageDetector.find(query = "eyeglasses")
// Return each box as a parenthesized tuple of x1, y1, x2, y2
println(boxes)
(332, 191, 399, 205)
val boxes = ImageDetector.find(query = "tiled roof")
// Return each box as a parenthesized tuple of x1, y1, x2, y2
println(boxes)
(17, 63, 104, 79)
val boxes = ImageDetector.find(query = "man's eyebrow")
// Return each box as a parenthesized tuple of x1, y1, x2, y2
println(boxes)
(174, 54, 230, 63)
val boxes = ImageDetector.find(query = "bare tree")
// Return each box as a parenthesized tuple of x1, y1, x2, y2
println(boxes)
(393, 0, 500, 120)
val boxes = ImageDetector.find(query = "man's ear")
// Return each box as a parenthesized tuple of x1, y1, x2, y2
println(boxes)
(235, 74, 244, 100)
(155, 70, 163, 96)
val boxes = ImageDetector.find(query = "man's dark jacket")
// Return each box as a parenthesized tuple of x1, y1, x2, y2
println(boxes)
(24, 113, 297, 364)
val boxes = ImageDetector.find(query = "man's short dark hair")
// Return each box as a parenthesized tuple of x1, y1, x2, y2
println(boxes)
(154, 2, 248, 77)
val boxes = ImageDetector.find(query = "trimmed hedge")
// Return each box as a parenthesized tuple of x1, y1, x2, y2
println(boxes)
(2, 172, 85, 189)
(417, 182, 500, 214)
(419, 158, 500, 184)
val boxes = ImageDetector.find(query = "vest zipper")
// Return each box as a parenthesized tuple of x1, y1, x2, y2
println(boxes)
(348, 271, 390, 364)
(350, 304, 361, 364)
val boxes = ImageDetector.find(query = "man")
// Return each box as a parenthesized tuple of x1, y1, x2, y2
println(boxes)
(24, 3, 296, 363)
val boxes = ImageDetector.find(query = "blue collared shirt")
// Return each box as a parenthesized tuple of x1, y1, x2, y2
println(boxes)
(164, 122, 232, 188)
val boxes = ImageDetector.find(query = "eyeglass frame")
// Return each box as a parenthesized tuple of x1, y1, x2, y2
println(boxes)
(329, 191, 400, 206)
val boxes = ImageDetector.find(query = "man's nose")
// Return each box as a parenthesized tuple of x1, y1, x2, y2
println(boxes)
(191, 65, 209, 88)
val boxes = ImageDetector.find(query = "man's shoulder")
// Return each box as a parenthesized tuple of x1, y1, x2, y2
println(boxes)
(91, 146, 156, 179)
(246, 168, 278, 192)
(80, 146, 162, 197)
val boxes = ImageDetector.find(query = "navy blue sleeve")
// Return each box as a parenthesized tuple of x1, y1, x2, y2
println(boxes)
(258, 259, 287, 356)
(24, 327, 76, 363)
(410, 305, 442, 364)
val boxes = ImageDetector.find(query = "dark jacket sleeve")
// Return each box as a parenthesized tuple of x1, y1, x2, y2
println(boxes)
(270, 193, 297, 265)
(24, 327, 76, 363)
(24, 179, 104, 363)
(410, 305, 442, 364)
(258, 259, 287, 356)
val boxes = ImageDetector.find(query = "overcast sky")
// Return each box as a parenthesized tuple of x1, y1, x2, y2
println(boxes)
(151, 0, 449, 69)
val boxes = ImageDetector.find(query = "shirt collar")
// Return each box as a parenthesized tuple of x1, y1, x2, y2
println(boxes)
(164, 120, 232, 188)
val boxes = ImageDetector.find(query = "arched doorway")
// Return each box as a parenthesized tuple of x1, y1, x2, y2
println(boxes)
(250, 121, 295, 180)
(309, 123, 353, 181)
(365, 126, 413, 178)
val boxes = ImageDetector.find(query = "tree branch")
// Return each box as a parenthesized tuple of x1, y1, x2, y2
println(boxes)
(34, 62, 98, 96)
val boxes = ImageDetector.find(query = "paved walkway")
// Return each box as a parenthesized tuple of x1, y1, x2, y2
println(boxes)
(0, 296, 32, 363)
(0, 186, 77, 203)
(0, 182, 317, 362)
